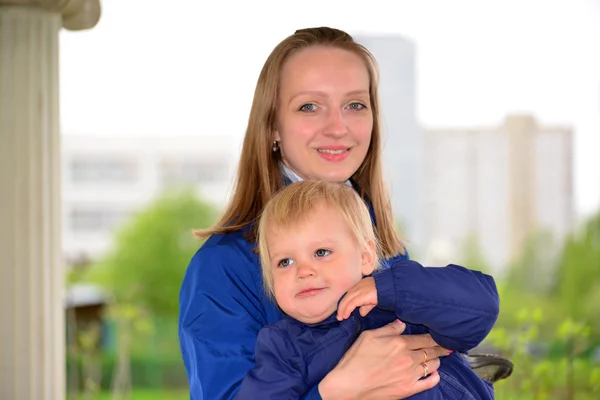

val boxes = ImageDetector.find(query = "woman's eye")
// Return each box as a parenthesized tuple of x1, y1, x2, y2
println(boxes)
(315, 249, 331, 258)
(278, 258, 294, 268)
(348, 102, 367, 111)
(298, 103, 317, 112)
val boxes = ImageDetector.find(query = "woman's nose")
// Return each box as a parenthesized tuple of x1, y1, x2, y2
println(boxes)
(324, 109, 347, 138)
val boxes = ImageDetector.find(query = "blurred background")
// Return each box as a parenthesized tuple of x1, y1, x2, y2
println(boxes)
(2, 0, 600, 399)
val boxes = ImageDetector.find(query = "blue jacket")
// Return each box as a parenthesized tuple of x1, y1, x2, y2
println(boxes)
(179, 225, 499, 399)
(180, 220, 406, 400)
(236, 260, 499, 399)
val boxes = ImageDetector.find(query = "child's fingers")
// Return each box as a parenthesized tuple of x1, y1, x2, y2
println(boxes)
(359, 304, 375, 317)
(337, 291, 362, 320)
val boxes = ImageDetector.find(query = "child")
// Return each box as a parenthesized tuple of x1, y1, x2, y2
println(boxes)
(236, 180, 499, 399)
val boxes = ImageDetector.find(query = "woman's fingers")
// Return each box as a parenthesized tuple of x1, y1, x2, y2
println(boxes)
(410, 345, 451, 365)
(414, 356, 441, 380)
(401, 334, 438, 351)
(322, 323, 443, 399)
(367, 319, 407, 337)
(411, 371, 441, 394)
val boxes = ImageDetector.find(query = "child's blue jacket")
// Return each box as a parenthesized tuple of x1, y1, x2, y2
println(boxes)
(179, 231, 499, 400)
(236, 260, 498, 399)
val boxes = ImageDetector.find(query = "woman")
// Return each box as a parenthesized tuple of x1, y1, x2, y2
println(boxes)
(179, 27, 498, 399)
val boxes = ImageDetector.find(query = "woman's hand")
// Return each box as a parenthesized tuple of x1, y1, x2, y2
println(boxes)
(318, 320, 449, 400)
(337, 277, 377, 320)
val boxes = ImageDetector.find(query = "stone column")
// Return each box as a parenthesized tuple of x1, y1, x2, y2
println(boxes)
(0, 1, 100, 399)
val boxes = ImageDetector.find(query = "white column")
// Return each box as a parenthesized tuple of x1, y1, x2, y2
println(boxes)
(0, 2, 100, 399)
(0, 7, 63, 400)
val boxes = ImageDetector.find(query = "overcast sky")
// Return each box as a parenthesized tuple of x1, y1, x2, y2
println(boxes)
(59, 0, 600, 218)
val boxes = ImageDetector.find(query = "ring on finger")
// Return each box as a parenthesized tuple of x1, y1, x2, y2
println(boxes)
(422, 362, 429, 378)
(422, 349, 428, 364)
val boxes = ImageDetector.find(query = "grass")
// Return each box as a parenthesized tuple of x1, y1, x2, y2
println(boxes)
(93, 389, 188, 400)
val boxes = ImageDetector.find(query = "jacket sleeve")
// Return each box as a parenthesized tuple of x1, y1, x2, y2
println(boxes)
(178, 244, 268, 400)
(178, 243, 323, 400)
(373, 260, 499, 352)
(236, 326, 308, 399)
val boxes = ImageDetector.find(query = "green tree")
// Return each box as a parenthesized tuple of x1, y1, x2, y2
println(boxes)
(554, 211, 600, 327)
(89, 189, 217, 319)
(459, 234, 490, 274)
(505, 229, 559, 294)
(86, 189, 217, 399)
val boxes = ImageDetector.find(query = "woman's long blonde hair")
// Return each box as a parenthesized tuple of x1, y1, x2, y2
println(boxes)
(194, 27, 405, 258)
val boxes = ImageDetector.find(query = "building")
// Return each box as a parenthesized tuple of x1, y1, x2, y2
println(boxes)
(61, 134, 238, 261)
(423, 114, 574, 272)
(355, 35, 424, 251)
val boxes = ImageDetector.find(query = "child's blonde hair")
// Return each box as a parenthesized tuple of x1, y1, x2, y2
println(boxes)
(257, 180, 381, 296)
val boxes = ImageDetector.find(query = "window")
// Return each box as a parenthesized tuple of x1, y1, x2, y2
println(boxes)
(70, 156, 138, 184)
(69, 208, 130, 233)
(159, 158, 229, 186)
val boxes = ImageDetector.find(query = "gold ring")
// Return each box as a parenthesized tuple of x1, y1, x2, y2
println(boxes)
(422, 362, 429, 378)
(422, 349, 428, 364)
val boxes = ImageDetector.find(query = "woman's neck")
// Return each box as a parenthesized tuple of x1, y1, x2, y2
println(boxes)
(279, 162, 353, 187)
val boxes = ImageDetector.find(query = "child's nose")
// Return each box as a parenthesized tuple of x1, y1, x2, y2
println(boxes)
(296, 262, 316, 279)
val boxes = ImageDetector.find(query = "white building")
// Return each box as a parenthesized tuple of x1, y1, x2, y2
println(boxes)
(355, 35, 424, 251)
(61, 134, 238, 261)
(423, 114, 574, 272)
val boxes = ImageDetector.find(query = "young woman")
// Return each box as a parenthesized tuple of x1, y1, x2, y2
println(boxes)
(178, 27, 498, 400)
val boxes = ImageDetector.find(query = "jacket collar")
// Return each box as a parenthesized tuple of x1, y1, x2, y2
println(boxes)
(280, 163, 353, 188)
(284, 293, 364, 329)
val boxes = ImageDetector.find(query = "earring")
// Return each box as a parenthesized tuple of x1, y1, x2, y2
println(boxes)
(272, 141, 279, 152)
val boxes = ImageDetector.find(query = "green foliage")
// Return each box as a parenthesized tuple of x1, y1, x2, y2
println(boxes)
(95, 390, 189, 400)
(505, 229, 560, 294)
(86, 189, 217, 319)
(459, 234, 491, 274)
(491, 213, 600, 399)
(554, 211, 600, 326)
(67, 352, 187, 390)
(488, 308, 600, 399)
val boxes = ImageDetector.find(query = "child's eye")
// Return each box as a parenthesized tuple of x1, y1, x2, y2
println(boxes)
(278, 258, 294, 268)
(315, 249, 331, 258)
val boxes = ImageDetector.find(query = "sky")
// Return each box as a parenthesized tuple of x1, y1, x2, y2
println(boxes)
(59, 0, 600, 218)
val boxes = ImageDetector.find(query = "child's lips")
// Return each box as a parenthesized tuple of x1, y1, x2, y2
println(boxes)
(296, 287, 326, 298)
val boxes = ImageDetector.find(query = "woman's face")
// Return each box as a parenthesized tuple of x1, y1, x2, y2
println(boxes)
(275, 46, 373, 183)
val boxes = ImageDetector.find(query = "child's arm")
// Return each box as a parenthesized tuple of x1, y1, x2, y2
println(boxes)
(235, 325, 309, 400)
(337, 260, 499, 352)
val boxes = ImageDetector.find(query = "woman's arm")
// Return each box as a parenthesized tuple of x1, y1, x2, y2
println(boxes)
(178, 243, 268, 399)
(318, 321, 445, 400)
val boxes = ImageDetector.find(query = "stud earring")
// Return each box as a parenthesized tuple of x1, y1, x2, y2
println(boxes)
(272, 141, 280, 152)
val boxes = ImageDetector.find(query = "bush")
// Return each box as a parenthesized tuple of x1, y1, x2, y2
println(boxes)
(67, 353, 188, 391)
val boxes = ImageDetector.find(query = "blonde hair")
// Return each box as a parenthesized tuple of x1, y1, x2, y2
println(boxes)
(194, 27, 405, 259)
(257, 181, 380, 296)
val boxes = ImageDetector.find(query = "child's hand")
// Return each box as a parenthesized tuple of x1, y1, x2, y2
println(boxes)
(336, 277, 378, 320)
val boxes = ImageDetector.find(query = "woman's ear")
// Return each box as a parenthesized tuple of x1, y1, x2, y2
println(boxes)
(361, 240, 377, 276)
(273, 130, 281, 142)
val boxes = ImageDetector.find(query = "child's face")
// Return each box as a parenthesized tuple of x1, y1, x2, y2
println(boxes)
(266, 203, 376, 324)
